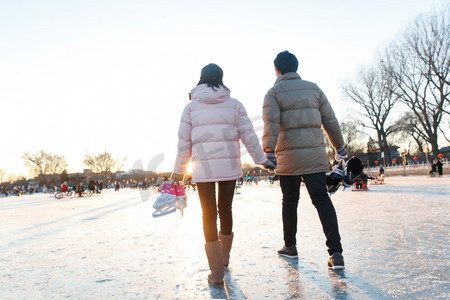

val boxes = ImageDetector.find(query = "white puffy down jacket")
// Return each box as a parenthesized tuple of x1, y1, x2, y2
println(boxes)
(173, 84, 267, 182)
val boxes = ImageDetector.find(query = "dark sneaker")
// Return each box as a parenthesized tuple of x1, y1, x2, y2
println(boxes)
(328, 252, 345, 270)
(277, 245, 298, 258)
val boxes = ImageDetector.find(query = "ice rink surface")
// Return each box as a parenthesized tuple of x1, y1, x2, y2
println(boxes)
(1, 175, 449, 299)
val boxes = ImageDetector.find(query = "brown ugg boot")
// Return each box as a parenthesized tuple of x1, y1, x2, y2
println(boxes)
(204, 241, 224, 285)
(219, 232, 234, 267)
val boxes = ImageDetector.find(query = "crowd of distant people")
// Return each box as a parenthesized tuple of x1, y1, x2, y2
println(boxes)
(0, 184, 39, 197)
(0, 176, 165, 197)
(0, 159, 444, 198)
(233, 174, 275, 186)
(0, 179, 107, 198)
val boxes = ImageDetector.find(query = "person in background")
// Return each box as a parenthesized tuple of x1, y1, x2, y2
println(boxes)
(61, 181, 68, 194)
(76, 182, 85, 197)
(155, 176, 163, 186)
(435, 158, 443, 177)
(88, 178, 96, 193)
(379, 165, 385, 180)
(172, 63, 275, 285)
(428, 162, 437, 177)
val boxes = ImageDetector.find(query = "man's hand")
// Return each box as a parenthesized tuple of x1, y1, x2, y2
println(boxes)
(335, 146, 348, 161)
(265, 151, 277, 169)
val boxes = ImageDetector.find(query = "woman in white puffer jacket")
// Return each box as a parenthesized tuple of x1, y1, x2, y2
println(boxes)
(172, 63, 274, 285)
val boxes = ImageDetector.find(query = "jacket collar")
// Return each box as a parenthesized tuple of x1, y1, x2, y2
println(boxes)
(274, 72, 302, 85)
(190, 84, 230, 104)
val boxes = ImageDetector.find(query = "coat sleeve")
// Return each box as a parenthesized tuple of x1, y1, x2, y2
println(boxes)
(262, 88, 280, 152)
(173, 105, 192, 174)
(237, 102, 267, 165)
(318, 88, 345, 148)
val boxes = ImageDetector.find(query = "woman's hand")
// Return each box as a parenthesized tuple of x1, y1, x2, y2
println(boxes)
(262, 158, 276, 170)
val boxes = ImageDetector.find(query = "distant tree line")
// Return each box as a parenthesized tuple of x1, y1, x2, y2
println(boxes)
(83, 151, 127, 182)
(17, 150, 127, 186)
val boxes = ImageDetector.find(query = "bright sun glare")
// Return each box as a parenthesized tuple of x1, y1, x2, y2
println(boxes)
(186, 162, 193, 174)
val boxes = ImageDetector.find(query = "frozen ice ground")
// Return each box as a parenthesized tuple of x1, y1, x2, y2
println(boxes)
(1, 175, 449, 299)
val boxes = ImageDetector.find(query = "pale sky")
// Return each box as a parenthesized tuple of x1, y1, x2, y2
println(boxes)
(0, 0, 446, 177)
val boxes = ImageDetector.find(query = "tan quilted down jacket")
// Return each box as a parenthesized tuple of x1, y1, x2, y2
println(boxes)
(262, 72, 344, 175)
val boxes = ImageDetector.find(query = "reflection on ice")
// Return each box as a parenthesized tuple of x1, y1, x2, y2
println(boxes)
(328, 270, 348, 300)
(206, 269, 248, 300)
(223, 269, 248, 299)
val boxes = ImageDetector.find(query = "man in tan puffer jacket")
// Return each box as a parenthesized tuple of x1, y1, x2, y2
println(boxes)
(263, 50, 347, 270)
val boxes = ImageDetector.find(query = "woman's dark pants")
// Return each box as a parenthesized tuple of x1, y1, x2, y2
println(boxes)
(197, 180, 236, 243)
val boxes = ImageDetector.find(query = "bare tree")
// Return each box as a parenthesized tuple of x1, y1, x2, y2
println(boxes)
(393, 112, 426, 153)
(340, 120, 366, 154)
(440, 119, 450, 143)
(5, 173, 27, 184)
(241, 162, 255, 173)
(366, 137, 380, 166)
(342, 64, 399, 162)
(410, 5, 450, 104)
(22, 150, 67, 186)
(324, 121, 366, 166)
(83, 151, 126, 181)
(6, 173, 17, 184)
(383, 6, 449, 156)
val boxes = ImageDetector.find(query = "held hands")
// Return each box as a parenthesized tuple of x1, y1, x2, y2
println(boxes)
(170, 173, 184, 183)
(263, 151, 277, 170)
(335, 146, 348, 161)
(263, 159, 276, 170)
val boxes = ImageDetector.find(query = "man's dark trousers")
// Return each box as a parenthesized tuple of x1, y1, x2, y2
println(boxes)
(280, 173, 343, 255)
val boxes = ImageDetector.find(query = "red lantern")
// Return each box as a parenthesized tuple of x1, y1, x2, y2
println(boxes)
(374, 160, 379, 165)
(438, 154, 443, 159)
(393, 158, 397, 163)
(413, 157, 418, 161)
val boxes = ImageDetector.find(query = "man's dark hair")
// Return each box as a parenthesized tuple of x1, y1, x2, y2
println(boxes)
(274, 50, 298, 74)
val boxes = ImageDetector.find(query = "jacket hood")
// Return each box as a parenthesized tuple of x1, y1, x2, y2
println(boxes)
(274, 72, 302, 85)
(191, 84, 230, 104)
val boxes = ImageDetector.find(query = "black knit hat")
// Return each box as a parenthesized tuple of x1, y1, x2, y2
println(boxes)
(198, 63, 224, 88)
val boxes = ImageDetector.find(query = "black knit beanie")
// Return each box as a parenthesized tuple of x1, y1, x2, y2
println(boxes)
(198, 63, 224, 88)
